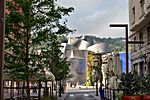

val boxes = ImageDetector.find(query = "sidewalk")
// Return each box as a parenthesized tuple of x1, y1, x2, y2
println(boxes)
(91, 93, 101, 100)
(57, 92, 68, 100)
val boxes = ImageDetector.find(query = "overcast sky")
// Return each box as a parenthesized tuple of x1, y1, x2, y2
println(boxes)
(57, 0, 129, 38)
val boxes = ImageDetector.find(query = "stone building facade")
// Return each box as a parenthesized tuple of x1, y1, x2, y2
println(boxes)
(129, 0, 150, 75)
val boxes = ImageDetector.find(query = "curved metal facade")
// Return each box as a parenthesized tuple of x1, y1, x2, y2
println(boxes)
(62, 37, 111, 85)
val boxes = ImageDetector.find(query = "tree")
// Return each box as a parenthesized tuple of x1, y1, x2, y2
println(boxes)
(4, 0, 73, 99)
(45, 34, 70, 97)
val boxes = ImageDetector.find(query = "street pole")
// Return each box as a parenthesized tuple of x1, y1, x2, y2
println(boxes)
(110, 24, 129, 74)
(109, 24, 145, 74)
(95, 76, 98, 96)
(125, 25, 129, 74)
(93, 69, 99, 96)
(93, 60, 98, 96)
(93, 53, 102, 96)
(0, 0, 5, 99)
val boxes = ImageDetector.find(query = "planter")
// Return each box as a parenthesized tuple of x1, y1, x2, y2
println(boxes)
(141, 95, 150, 100)
(122, 96, 141, 100)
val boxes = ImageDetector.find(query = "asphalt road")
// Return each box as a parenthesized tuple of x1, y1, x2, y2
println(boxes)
(64, 91, 98, 100)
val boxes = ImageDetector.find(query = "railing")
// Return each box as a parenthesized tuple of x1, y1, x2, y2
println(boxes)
(3, 80, 54, 100)
(103, 88, 123, 100)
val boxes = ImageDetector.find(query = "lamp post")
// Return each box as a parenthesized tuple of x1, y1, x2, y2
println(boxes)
(0, 0, 5, 99)
(93, 60, 99, 96)
(93, 53, 103, 96)
(110, 24, 129, 74)
(109, 24, 145, 74)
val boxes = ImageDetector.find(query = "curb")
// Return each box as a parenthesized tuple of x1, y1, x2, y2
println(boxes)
(91, 93, 101, 100)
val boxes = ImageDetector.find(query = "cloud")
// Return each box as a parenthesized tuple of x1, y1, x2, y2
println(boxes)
(58, 0, 129, 38)
(58, 0, 103, 9)
(76, 10, 108, 33)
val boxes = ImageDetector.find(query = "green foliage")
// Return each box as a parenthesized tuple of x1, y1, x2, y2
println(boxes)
(76, 35, 125, 51)
(57, 35, 68, 43)
(48, 35, 70, 81)
(118, 72, 150, 96)
(4, 0, 74, 80)
(118, 72, 141, 96)
(116, 92, 123, 100)
(140, 75, 150, 95)
(85, 70, 94, 86)
(97, 37, 125, 51)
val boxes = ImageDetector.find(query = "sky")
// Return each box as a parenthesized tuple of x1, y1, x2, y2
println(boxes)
(57, 0, 129, 38)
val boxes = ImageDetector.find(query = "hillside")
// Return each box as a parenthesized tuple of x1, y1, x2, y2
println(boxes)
(77, 35, 126, 52)
(96, 37, 125, 52)
(59, 35, 126, 52)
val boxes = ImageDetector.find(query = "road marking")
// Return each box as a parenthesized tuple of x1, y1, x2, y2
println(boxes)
(70, 94, 74, 97)
(84, 94, 89, 96)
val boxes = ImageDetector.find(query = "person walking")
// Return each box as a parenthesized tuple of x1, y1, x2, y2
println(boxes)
(99, 86, 104, 100)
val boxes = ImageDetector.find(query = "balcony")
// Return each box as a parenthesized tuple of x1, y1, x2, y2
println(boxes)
(147, 3, 150, 10)
(130, 3, 150, 31)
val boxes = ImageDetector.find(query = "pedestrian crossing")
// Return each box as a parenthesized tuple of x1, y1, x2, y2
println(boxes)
(64, 90, 98, 100)
(65, 93, 97, 100)
(84, 94, 89, 96)
(68, 93, 89, 97)
(70, 94, 74, 97)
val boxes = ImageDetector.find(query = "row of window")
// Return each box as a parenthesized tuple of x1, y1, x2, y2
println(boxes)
(133, 57, 150, 76)
(132, 0, 146, 23)
(132, 26, 150, 51)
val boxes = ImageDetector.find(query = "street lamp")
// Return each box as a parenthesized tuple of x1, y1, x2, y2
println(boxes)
(93, 58, 99, 96)
(109, 24, 144, 74)
(0, 0, 5, 99)
(93, 53, 103, 96)
(110, 24, 129, 74)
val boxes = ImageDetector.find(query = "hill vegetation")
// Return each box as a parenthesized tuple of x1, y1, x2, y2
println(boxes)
(95, 36, 125, 52)
(59, 35, 126, 52)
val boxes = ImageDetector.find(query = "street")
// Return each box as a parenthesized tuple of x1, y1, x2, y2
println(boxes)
(65, 91, 98, 100)
(64, 86, 100, 100)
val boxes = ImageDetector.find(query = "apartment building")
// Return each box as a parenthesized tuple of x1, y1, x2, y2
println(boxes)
(129, 0, 150, 75)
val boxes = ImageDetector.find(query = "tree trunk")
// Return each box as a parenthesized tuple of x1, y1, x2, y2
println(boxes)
(59, 80, 62, 97)
(25, 23, 30, 100)
(0, 0, 5, 99)
(38, 80, 41, 100)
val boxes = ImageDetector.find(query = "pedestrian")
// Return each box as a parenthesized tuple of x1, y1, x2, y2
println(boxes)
(99, 87, 104, 100)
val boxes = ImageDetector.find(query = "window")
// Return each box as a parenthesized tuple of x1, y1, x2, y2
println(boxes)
(139, 32, 143, 48)
(132, 7, 135, 24)
(133, 36, 136, 51)
(147, 27, 150, 44)
(133, 63, 138, 73)
(140, 0, 145, 15)
(148, 58, 150, 74)
(139, 61, 144, 76)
